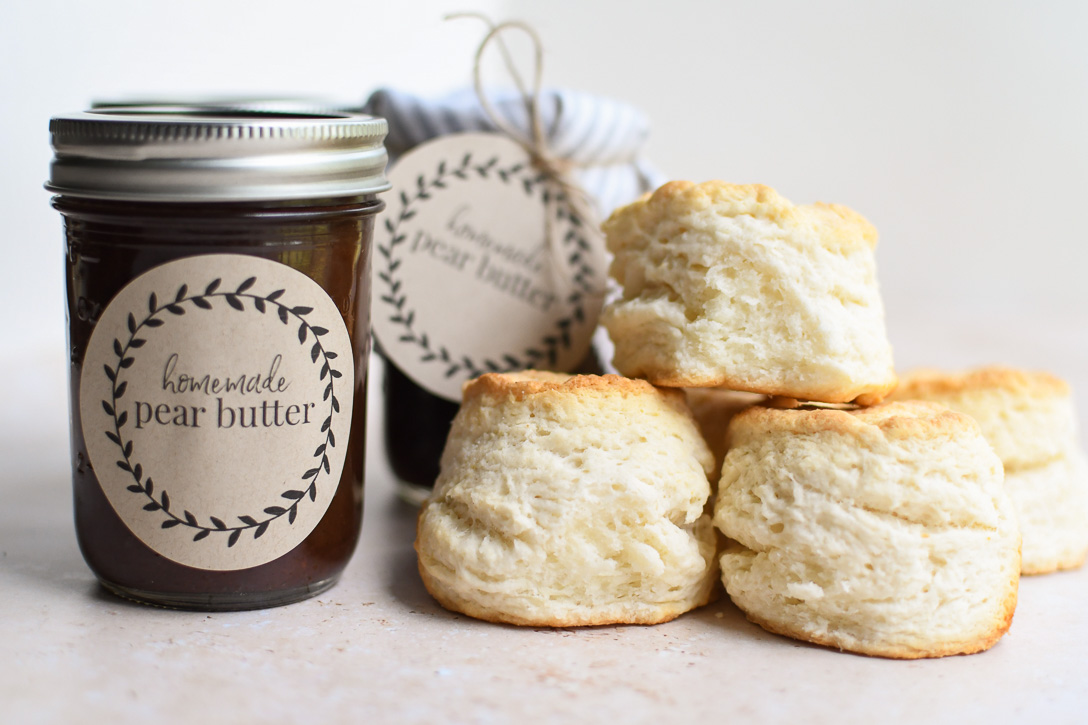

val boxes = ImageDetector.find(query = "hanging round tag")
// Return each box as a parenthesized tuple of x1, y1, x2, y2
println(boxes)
(372, 132, 605, 402)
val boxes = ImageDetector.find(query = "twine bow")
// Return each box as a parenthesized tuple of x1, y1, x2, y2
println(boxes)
(447, 13, 604, 293)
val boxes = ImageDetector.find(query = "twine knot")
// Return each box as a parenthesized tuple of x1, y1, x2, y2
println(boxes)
(448, 13, 604, 293)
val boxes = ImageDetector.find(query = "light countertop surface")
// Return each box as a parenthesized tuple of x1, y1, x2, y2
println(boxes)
(3, 307, 1088, 725)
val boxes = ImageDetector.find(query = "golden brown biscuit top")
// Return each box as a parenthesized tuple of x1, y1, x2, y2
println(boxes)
(462, 371, 685, 405)
(893, 366, 1070, 400)
(602, 180, 878, 252)
(730, 400, 978, 443)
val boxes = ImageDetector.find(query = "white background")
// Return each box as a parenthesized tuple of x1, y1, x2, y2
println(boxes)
(3, 0, 1087, 393)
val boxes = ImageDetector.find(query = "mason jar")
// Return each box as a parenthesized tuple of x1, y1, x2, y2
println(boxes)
(47, 108, 388, 610)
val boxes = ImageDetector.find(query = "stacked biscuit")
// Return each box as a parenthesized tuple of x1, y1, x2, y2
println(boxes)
(416, 180, 1083, 659)
(599, 181, 1023, 658)
(601, 182, 897, 406)
(890, 367, 1088, 575)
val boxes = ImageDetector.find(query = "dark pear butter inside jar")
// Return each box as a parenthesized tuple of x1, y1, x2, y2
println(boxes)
(48, 108, 389, 610)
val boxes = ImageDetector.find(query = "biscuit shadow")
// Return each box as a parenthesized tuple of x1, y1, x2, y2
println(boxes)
(688, 589, 832, 653)
(685, 586, 756, 634)
(695, 593, 880, 658)
(380, 495, 448, 616)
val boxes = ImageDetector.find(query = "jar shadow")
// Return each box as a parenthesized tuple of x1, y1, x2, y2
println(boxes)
(0, 472, 98, 601)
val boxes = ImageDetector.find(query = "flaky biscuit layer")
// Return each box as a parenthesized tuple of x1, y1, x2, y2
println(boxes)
(602, 181, 896, 404)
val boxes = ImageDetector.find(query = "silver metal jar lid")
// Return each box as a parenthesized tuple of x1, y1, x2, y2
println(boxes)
(88, 96, 348, 113)
(46, 108, 390, 202)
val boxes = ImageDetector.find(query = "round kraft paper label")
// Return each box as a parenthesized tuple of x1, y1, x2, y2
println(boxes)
(80, 254, 355, 571)
(372, 132, 605, 402)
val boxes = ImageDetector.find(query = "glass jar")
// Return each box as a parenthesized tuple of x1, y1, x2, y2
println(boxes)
(381, 356, 463, 504)
(48, 108, 388, 610)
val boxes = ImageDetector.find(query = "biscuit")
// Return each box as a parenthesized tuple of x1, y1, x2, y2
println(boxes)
(714, 402, 1020, 658)
(684, 388, 764, 479)
(891, 367, 1088, 574)
(601, 181, 896, 404)
(416, 371, 719, 626)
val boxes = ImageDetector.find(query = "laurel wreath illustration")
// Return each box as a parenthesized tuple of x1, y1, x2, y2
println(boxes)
(100, 277, 344, 547)
(377, 152, 597, 379)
